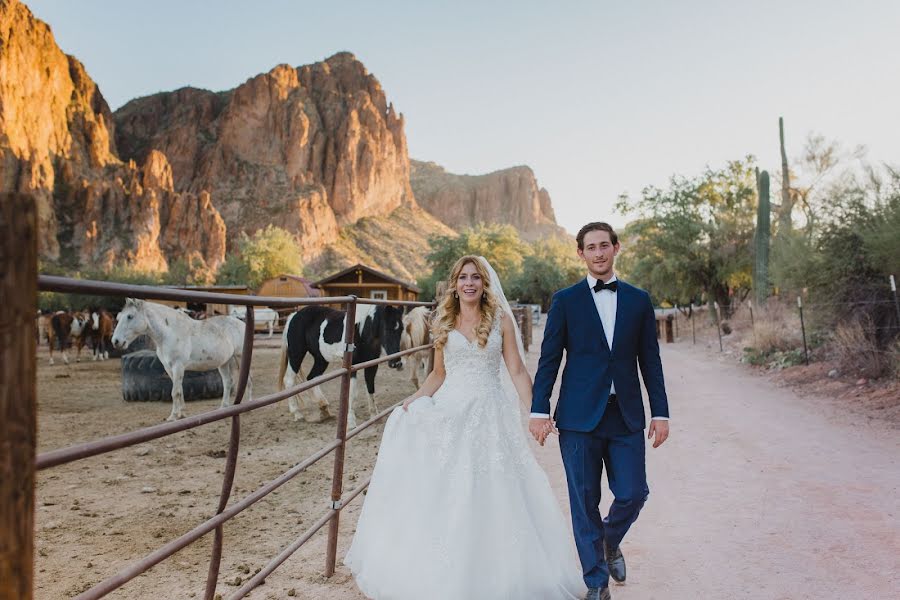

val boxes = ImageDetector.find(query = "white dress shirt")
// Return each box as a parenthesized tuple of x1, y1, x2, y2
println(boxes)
(531, 273, 668, 422)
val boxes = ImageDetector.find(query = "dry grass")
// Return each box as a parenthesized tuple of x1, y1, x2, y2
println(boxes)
(832, 318, 899, 380)
(742, 302, 803, 355)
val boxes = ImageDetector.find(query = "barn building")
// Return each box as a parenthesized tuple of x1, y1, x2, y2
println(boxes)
(313, 264, 420, 302)
(256, 274, 321, 300)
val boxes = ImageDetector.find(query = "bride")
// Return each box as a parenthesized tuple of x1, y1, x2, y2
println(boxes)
(345, 255, 586, 599)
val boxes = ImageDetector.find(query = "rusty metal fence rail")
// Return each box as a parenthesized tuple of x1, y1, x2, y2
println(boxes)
(31, 275, 435, 600)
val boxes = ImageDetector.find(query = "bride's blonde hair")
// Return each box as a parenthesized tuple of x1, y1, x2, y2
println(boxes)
(432, 255, 500, 350)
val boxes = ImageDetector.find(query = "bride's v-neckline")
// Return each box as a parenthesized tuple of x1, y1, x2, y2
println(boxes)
(452, 328, 477, 345)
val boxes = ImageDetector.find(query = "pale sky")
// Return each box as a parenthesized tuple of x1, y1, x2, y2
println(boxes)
(28, 0, 900, 235)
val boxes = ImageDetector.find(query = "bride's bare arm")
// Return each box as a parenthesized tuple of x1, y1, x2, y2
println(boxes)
(402, 347, 446, 410)
(500, 313, 532, 409)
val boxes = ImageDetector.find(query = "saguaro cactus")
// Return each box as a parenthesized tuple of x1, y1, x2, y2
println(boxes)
(754, 170, 771, 306)
(778, 117, 793, 235)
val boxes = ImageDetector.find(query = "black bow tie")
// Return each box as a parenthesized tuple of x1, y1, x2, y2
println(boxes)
(593, 280, 618, 293)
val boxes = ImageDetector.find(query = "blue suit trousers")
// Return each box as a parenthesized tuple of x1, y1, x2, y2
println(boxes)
(559, 400, 649, 589)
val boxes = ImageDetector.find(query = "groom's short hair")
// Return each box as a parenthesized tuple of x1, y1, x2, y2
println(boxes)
(576, 222, 618, 250)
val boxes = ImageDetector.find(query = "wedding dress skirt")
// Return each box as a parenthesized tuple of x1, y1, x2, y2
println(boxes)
(345, 319, 586, 599)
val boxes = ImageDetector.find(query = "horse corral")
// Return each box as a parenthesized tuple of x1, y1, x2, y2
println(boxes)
(23, 275, 435, 599)
(33, 335, 415, 598)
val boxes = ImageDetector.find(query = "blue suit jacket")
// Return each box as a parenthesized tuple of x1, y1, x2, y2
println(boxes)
(531, 278, 669, 433)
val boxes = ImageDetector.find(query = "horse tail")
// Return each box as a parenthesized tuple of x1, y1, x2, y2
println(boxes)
(277, 312, 295, 391)
(277, 340, 289, 391)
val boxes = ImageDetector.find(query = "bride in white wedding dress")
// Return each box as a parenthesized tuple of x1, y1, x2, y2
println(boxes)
(345, 255, 586, 600)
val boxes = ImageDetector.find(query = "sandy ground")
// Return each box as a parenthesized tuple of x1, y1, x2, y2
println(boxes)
(33, 324, 900, 599)
(34, 336, 408, 600)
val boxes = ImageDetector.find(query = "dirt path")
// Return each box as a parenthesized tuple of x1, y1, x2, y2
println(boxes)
(529, 338, 900, 600)
(34, 326, 899, 599)
(343, 326, 900, 599)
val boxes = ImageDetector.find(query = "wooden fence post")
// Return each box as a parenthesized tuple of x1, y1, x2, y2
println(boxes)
(1, 193, 38, 600)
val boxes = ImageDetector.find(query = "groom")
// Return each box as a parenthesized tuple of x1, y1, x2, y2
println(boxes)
(530, 222, 669, 600)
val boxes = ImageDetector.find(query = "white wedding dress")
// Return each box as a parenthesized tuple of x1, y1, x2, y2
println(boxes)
(345, 313, 586, 600)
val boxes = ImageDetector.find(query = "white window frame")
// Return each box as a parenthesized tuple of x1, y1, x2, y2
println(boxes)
(369, 290, 388, 300)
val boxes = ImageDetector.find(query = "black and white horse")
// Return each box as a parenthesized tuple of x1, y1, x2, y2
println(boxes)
(277, 304, 404, 427)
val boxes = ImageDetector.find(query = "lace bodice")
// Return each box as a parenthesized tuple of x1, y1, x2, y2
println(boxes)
(441, 313, 504, 394)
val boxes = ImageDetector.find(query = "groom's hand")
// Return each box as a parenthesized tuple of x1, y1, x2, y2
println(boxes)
(648, 419, 669, 448)
(529, 418, 553, 446)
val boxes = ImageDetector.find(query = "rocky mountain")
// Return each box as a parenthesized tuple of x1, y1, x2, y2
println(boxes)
(0, 0, 225, 272)
(1, 0, 568, 281)
(410, 160, 566, 241)
(114, 53, 414, 257)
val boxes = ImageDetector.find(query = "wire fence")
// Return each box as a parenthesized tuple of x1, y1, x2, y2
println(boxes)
(664, 275, 900, 366)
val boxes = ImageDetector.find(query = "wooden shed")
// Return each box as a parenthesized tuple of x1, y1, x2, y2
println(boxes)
(313, 264, 420, 302)
(256, 274, 321, 300)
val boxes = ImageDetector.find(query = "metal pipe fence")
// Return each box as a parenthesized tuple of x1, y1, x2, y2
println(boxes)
(25, 274, 436, 600)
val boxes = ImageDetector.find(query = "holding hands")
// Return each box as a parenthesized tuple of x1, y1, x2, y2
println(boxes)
(528, 417, 557, 446)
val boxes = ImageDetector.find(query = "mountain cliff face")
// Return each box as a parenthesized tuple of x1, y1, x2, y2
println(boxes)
(305, 205, 456, 282)
(409, 160, 566, 240)
(1, 0, 567, 280)
(0, 0, 225, 271)
(114, 53, 415, 256)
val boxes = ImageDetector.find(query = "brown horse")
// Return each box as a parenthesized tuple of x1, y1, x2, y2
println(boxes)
(47, 311, 74, 365)
(72, 309, 113, 361)
(90, 309, 114, 360)
(70, 311, 91, 361)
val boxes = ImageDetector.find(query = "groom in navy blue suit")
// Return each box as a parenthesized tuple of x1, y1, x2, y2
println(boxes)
(530, 222, 670, 600)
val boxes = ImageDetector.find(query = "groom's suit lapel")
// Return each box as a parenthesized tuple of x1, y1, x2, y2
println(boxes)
(610, 280, 629, 355)
(579, 278, 611, 353)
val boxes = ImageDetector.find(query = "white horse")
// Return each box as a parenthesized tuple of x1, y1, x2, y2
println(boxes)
(399, 306, 431, 388)
(112, 299, 252, 421)
(229, 306, 278, 338)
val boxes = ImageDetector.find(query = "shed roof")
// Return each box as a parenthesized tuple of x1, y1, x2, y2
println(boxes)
(312, 263, 421, 293)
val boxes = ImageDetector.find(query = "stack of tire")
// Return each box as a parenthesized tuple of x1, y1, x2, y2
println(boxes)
(108, 334, 154, 359)
(122, 350, 224, 403)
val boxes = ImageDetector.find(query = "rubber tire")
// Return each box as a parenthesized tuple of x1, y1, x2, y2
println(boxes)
(117, 334, 155, 356)
(121, 350, 224, 403)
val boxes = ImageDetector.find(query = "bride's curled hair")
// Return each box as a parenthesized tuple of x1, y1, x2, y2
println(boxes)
(432, 255, 500, 350)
